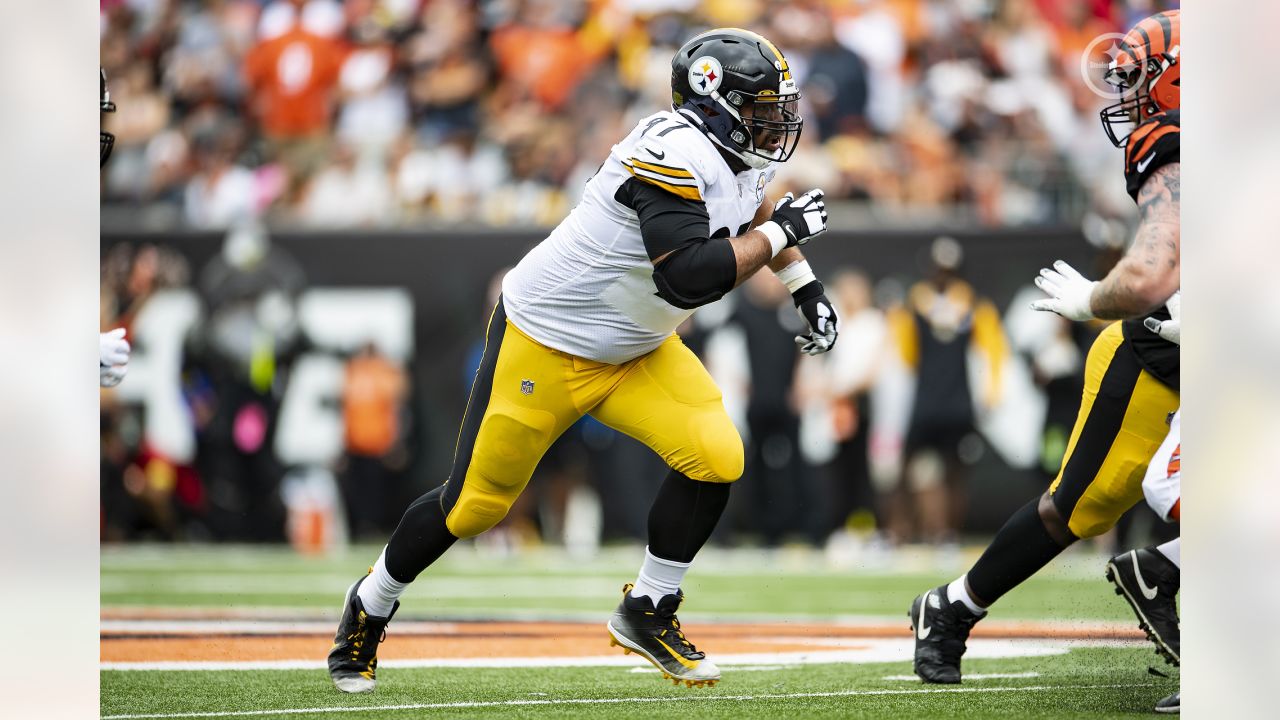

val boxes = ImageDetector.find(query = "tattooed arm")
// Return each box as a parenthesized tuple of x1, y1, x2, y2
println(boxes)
(1088, 162, 1181, 319)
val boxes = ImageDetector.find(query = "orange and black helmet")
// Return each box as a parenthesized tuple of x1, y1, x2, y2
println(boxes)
(1099, 10, 1180, 147)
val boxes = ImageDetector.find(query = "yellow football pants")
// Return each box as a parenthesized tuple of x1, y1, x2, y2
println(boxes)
(440, 299, 744, 538)
(1048, 323, 1179, 538)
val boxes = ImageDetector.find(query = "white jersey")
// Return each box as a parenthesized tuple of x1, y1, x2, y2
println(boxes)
(502, 110, 775, 364)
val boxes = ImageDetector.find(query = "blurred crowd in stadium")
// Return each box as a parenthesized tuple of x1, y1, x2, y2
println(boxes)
(100, 0, 1179, 555)
(102, 0, 1176, 229)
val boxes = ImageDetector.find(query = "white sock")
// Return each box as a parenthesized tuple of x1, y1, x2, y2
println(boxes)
(948, 576, 988, 615)
(1155, 538, 1180, 569)
(630, 547, 691, 603)
(356, 546, 408, 618)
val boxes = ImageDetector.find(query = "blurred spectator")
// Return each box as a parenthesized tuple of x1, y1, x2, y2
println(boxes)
(341, 342, 410, 539)
(489, 0, 607, 111)
(189, 223, 306, 540)
(404, 0, 492, 143)
(183, 114, 258, 228)
(335, 6, 408, 156)
(727, 273, 822, 547)
(887, 237, 1009, 546)
(822, 268, 889, 541)
(244, 1, 347, 191)
(298, 141, 395, 226)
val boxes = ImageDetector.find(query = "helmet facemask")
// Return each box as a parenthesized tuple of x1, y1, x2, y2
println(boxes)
(101, 68, 116, 167)
(725, 89, 803, 169)
(1099, 49, 1179, 147)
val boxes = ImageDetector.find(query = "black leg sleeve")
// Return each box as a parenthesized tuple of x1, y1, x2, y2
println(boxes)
(383, 485, 459, 584)
(647, 470, 731, 564)
(965, 496, 1073, 606)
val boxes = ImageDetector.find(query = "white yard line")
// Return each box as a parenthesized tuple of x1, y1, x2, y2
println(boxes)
(102, 638, 1113, 672)
(101, 683, 1159, 719)
(882, 671, 1041, 681)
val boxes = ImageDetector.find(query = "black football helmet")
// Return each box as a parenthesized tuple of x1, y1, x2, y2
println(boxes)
(101, 68, 116, 167)
(671, 28, 802, 169)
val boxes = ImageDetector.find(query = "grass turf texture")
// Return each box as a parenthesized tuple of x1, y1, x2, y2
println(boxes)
(101, 647, 1175, 719)
(101, 544, 1133, 622)
(102, 544, 1173, 718)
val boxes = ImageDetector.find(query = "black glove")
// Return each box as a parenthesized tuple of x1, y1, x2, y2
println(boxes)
(792, 280, 838, 355)
(768, 189, 828, 247)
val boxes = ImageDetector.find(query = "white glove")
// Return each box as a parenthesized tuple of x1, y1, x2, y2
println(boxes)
(1143, 290, 1180, 345)
(1030, 260, 1098, 321)
(100, 328, 130, 387)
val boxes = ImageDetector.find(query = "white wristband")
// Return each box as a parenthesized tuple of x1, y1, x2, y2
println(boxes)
(757, 221, 789, 258)
(774, 259, 817, 294)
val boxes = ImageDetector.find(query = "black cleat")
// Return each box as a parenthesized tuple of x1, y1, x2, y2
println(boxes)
(606, 584, 720, 687)
(327, 574, 398, 693)
(1154, 690, 1180, 714)
(1105, 547, 1179, 666)
(909, 584, 984, 683)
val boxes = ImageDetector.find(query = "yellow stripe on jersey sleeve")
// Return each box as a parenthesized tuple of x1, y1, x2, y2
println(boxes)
(627, 157, 695, 179)
(623, 161, 702, 201)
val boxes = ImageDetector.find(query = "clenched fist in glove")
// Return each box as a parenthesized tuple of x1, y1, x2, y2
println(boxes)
(792, 280, 839, 356)
(763, 189, 828, 247)
(100, 327, 130, 387)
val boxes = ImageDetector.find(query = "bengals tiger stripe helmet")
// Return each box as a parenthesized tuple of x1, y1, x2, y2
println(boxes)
(1099, 10, 1180, 147)
(101, 68, 116, 167)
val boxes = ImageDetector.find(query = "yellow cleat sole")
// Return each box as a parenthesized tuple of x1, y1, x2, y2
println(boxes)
(608, 634, 718, 688)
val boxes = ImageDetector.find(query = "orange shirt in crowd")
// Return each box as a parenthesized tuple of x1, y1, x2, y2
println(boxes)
(244, 26, 347, 139)
(489, 25, 605, 110)
(342, 353, 406, 457)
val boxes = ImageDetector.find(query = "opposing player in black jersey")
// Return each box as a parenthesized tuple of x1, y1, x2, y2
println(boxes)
(909, 10, 1181, 692)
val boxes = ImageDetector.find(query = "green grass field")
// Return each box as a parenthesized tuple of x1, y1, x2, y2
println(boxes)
(100, 543, 1177, 719)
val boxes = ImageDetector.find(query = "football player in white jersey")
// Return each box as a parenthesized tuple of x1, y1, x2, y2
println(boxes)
(328, 28, 838, 692)
(100, 68, 131, 387)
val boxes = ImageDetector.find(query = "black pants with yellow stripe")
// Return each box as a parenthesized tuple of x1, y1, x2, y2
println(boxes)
(966, 322, 1179, 605)
(1048, 322, 1179, 538)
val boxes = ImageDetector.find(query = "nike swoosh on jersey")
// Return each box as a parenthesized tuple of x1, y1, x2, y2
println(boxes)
(1136, 152, 1156, 174)
(1131, 553, 1160, 600)
(644, 146, 666, 160)
(916, 593, 932, 640)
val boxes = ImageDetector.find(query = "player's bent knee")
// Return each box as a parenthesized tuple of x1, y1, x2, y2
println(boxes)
(445, 486, 513, 538)
(1064, 498, 1124, 539)
(446, 406, 554, 538)
(688, 418, 744, 483)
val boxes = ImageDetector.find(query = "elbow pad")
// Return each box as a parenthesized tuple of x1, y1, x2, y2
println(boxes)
(651, 238, 736, 310)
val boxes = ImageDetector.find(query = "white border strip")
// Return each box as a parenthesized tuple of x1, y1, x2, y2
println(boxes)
(101, 683, 1159, 719)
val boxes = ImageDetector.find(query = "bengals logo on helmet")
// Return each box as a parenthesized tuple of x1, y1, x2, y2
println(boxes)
(1099, 10, 1181, 147)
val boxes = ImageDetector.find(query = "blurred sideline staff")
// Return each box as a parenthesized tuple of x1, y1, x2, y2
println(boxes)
(886, 237, 1008, 546)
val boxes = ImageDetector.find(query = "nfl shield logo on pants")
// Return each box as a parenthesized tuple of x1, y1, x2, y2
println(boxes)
(520, 379, 535, 396)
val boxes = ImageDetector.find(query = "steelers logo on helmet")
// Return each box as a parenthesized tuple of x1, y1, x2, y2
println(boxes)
(670, 28, 804, 169)
(688, 56, 724, 96)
